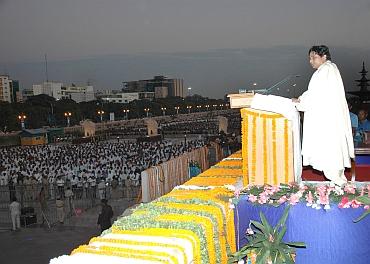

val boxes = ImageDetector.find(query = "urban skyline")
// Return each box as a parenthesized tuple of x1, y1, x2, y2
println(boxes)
(1, 0, 370, 98)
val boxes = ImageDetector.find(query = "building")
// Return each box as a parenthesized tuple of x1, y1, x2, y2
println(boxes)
(102, 92, 155, 104)
(33, 82, 62, 100)
(0, 75, 12, 103)
(155, 86, 168, 98)
(22, 89, 34, 101)
(61, 84, 95, 103)
(123, 75, 185, 98)
(348, 62, 370, 103)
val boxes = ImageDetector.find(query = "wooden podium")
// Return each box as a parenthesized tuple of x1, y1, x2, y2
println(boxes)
(228, 93, 295, 186)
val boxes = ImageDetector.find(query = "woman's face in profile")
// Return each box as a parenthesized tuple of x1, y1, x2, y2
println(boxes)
(309, 52, 327, 69)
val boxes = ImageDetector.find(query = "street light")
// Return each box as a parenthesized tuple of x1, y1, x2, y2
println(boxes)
(187, 87, 192, 97)
(186, 105, 192, 114)
(196, 105, 202, 112)
(219, 104, 224, 109)
(205, 105, 210, 111)
(144, 108, 150, 117)
(18, 114, 27, 129)
(123, 109, 130, 120)
(64, 112, 72, 127)
(97, 110, 105, 122)
(174, 106, 180, 115)
(225, 103, 230, 108)
(213, 104, 217, 110)
(161, 107, 167, 116)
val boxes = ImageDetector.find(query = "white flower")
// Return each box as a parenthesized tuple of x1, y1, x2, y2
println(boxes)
(306, 202, 313, 207)
(229, 203, 235, 209)
(324, 204, 331, 210)
(238, 259, 245, 264)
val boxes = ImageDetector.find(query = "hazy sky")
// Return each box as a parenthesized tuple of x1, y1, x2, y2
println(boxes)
(1, 0, 370, 98)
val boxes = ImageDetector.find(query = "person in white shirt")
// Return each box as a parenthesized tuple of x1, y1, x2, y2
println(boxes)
(9, 197, 21, 231)
(293, 45, 354, 186)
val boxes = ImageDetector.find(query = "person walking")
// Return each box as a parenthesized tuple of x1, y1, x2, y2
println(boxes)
(97, 199, 113, 233)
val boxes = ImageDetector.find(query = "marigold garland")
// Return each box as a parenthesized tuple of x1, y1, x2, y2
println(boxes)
(183, 176, 239, 186)
(153, 201, 228, 263)
(72, 244, 177, 263)
(90, 237, 188, 264)
(110, 228, 201, 264)
(157, 213, 217, 264)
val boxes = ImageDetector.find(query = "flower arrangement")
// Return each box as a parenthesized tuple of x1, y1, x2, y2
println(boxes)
(228, 206, 306, 264)
(236, 183, 370, 211)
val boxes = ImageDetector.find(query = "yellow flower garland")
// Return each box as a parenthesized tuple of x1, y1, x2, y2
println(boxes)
(153, 202, 227, 264)
(199, 168, 243, 177)
(111, 228, 201, 264)
(164, 188, 237, 252)
(89, 237, 188, 264)
(157, 213, 217, 264)
(183, 176, 239, 186)
(72, 244, 177, 263)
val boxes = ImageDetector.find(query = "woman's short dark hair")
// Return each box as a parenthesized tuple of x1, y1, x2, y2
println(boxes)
(309, 45, 331, 61)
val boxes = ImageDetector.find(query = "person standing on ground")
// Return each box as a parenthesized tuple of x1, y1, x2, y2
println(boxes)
(55, 196, 65, 224)
(292, 45, 354, 186)
(97, 199, 113, 233)
(9, 197, 21, 231)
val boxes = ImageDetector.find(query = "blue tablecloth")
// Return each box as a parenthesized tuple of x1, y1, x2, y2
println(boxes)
(235, 196, 370, 264)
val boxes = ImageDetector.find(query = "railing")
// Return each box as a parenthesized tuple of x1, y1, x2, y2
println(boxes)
(0, 183, 140, 227)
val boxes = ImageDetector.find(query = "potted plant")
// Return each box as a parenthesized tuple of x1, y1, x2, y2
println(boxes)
(229, 206, 306, 264)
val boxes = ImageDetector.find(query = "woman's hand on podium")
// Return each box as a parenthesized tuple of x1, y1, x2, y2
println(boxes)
(291, 98, 300, 103)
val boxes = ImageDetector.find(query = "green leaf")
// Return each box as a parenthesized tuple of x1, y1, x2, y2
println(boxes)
(251, 220, 267, 233)
(285, 242, 306, 248)
(353, 209, 370, 223)
(356, 196, 370, 204)
(260, 211, 273, 234)
(276, 226, 287, 244)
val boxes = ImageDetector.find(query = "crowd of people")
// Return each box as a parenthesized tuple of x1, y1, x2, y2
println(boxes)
(0, 139, 207, 200)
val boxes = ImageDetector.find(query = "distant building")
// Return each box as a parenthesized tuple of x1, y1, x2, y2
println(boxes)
(123, 75, 185, 98)
(33, 82, 62, 100)
(102, 92, 155, 104)
(0, 75, 13, 103)
(348, 62, 370, 103)
(22, 89, 34, 101)
(155, 86, 168, 98)
(61, 84, 95, 103)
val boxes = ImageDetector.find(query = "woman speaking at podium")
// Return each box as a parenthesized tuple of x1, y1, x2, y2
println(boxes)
(293, 45, 354, 186)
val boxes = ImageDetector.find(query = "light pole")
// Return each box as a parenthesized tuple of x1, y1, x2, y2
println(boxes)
(225, 103, 229, 109)
(18, 114, 26, 129)
(187, 87, 192, 97)
(144, 108, 150, 117)
(97, 110, 105, 122)
(213, 104, 217, 110)
(64, 112, 72, 127)
(205, 105, 210, 112)
(175, 106, 180, 115)
(187, 105, 192, 114)
(219, 104, 224, 110)
(161, 107, 166, 116)
(123, 109, 130, 120)
(196, 105, 202, 112)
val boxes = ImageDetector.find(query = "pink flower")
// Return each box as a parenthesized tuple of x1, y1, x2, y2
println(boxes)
(360, 187, 365, 197)
(234, 190, 240, 198)
(319, 194, 330, 205)
(364, 205, 370, 210)
(258, 192, 269, 204)
(338, 196, 351, 208)
(351, 199, 362, 209)
(367, 185, 370, 197)
(306, 191, 314, 205)
(246, 228, 254, 235)
(344, 184, 356, 194)
(268, 234, 274, 243)
(289, 193, 300, 205)
(248, 194, 257, 203)
(316, 185, 328, 196)
(278, 195, 287, 204)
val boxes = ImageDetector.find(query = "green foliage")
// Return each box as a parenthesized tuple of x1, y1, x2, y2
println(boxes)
(228, 206, 306, 264)
(353, 196, 370, 223)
